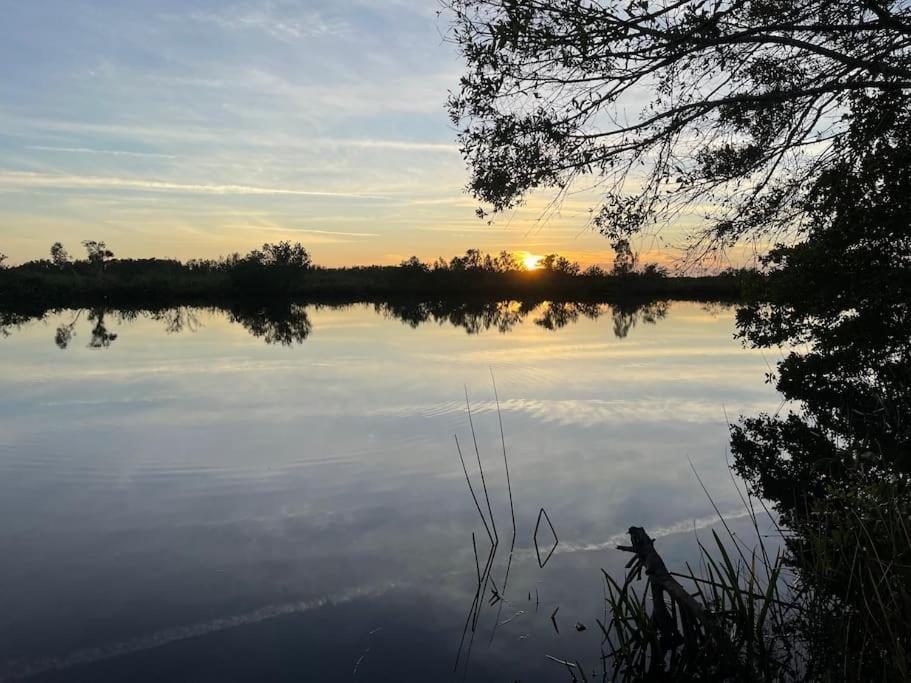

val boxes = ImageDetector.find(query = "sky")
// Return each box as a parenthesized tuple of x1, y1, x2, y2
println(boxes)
(1, 0, 695, 268)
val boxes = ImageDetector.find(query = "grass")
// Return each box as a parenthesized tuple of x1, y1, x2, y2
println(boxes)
(593, 482, 911, 682)
(449, 393, 910, 681)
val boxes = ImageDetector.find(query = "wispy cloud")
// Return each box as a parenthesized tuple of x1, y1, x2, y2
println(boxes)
(5, 115, 458, 156)
(27, 146, 179, 160)
(318, 138, 458, 153)
(182, 6, 350, 41)
(0, 171, 392, 200)
(223, 225, 379, 239)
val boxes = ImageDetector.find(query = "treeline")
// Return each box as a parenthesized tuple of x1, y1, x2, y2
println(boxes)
(0, 240, 759, 308)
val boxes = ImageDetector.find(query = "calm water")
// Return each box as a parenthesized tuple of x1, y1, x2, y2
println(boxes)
(0, 301, 781, 681)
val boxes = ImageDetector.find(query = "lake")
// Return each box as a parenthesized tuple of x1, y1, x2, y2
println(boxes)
(0, 300, 782, 681)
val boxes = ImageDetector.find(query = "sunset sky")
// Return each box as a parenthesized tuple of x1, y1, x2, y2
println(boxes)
(2, 0, 719, 268)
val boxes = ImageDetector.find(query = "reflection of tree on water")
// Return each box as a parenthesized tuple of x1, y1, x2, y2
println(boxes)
(53, 309, 119, 350)
(87, 309, 118, 349)
(533, 301, 602, 330)
(610, 301, 669, 339)
(6, 298, 675, 348)
(732, 292, 910, 513)
(729, 251, 911, 678)
(228, 304, 313, 346)
(375, 300, 536, 334)
(54, 312, 79, 349)
(376, 299, 670, 338)
(1, 310, 34, 339)
(149, 307, 202, 335)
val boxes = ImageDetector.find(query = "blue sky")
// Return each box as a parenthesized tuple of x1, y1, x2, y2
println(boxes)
(1, 0, 655, 266)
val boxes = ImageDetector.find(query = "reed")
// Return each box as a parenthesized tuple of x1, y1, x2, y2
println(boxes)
(595, 482, 911, 682)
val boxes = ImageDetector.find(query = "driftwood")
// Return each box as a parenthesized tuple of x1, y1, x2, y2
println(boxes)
(617, 526, 720, 671)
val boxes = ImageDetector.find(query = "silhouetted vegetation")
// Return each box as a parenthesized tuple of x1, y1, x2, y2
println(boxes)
(445, 3, 911, 677)
(447, 0, 911, 260)
(567, 92, 911, 682)
(0, 241, 756, 310)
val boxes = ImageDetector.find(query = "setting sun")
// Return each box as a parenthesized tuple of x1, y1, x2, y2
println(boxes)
(523, 253, 543, 270)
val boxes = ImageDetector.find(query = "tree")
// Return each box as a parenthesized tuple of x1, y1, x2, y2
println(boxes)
(0, 253, 7, 269)
(494, 250, 523, 272)
(449, 248, 484, 270)
(50, 242, 70, 268)
(448, 1, 911, 256)
(641, 263, 669, 279)
(252, 241, 311, 269)
(399, 255, 430, 272)
(610, 240, 638, 277)
(732, 91, 911, 515)
(82, 240, 114, 270)
(228, 242, 312, 293)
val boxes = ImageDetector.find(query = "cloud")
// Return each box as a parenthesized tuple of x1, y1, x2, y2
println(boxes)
(222, 225, 379, 240)
(0, 171, 392, 200)
(318, 138, 458, 153)
(26, 146, 179, 160)
(5, 114, 458, 156)
(182, 6, 350, 41)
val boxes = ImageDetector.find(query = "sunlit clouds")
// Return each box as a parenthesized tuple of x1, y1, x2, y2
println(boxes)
(0, 0, 733, 268)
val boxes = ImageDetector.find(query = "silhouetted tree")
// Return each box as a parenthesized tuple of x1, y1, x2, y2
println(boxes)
(399, 256, 430, 272)
(0, 253, 7, 269)
(641, 263, 669, 279)
(82, 240, 114, 273)
(540, 253, 581, 275)
(732, 91, 911, 519)
(494, 250, 523, 272)
(250, 241, 312, 269)
(449, 248, 484, 271)
(50, 242, 70, 269)
(448, 1, 911, 255)
(229, 242, 312, 293)
(610, 240, 638, 278)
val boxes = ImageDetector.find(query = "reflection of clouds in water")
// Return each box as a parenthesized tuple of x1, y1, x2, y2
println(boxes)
(0, 507, 766, 682)
(0, 582, 398, 681)
(442, 343, 766, 364)
(553, 508, 757, 555)
(0, 301, 781, 679)
(366, 398, 775, 427)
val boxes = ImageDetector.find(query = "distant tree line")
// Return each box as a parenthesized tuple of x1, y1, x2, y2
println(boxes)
(0, 240, 756, 308)
(396, 246, 665, 278)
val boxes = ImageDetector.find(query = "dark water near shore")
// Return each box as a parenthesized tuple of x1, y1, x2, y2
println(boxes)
(0, 301, 781, 681)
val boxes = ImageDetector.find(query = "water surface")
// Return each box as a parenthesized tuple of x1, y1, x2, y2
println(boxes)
(0, 301, 782, 681)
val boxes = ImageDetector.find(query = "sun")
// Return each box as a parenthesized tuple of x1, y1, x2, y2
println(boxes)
(523, 253, 542, 270)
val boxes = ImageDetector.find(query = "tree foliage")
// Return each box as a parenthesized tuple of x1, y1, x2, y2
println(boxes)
(82, 240, 114, 270)
(50, 242, 70, 268)
(447, 0, 911, 256)
(732, 89, 911, 518)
